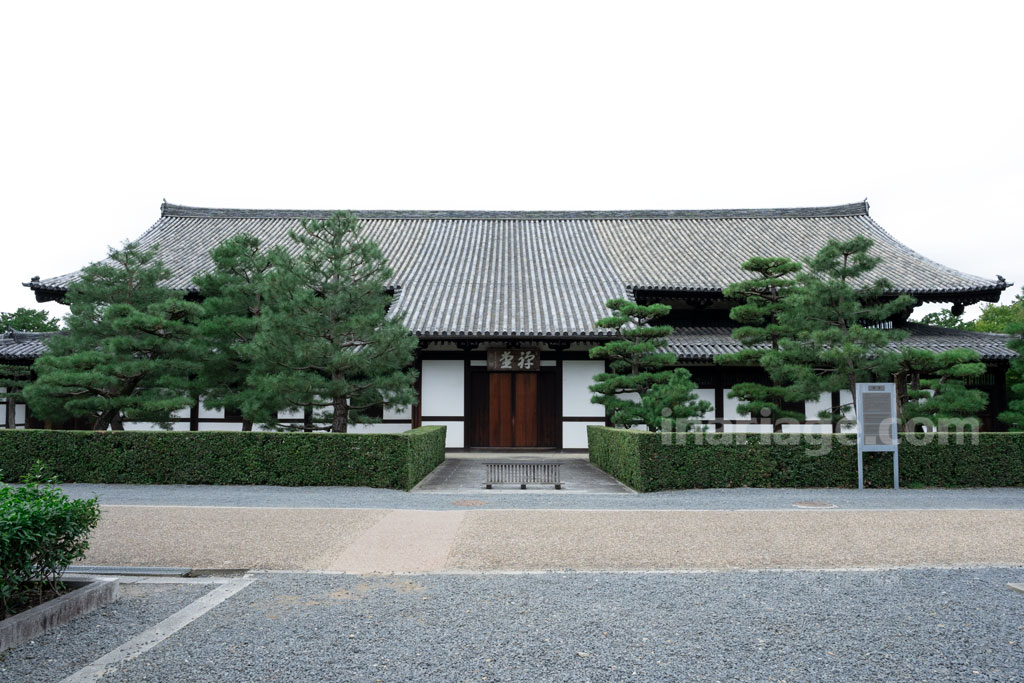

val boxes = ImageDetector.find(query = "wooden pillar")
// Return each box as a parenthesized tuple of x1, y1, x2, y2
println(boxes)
(555, 346, 564, 450)
(4, 390, 14, 430)
(831, 391, 841, 434)
(458, 341, 473, 440)
(603, 358, 612, 427)
(991, 363, 1008, 433)
(411, 353, 423, 429)
(714, 367, 725, 433)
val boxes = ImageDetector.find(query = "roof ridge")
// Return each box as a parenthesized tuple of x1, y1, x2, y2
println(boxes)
(159, 201, 871, 221)
(903, 321, 1011, 339)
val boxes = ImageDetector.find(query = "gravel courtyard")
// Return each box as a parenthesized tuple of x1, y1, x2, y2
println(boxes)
(3, 485, 1021, 681)
(2, 569, 1022, 682)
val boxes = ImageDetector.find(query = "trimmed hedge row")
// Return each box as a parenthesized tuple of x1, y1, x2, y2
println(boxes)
(0, 426, 446, 491)
(587, 426, 1024, 491)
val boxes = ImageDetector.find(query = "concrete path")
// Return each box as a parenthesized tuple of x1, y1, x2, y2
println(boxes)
(413, 452, 634, 494)
(83, 505, 1024, 573)
(54, 482, 1024, 509)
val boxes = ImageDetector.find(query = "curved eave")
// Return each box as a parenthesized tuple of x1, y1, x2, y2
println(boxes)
(28, 280, 1010, 308)
(415, 331, 616, 341)
(632, 283, 1010, 305)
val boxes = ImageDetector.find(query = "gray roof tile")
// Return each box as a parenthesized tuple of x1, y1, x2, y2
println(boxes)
(667, 323, 1017, 362)
(0, 331, 60, 361)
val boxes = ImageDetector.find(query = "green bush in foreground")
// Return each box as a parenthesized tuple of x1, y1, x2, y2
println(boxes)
(0, 426, 446, 491)
(1, 463, 101, 618)
(588, 426, 1024, 491)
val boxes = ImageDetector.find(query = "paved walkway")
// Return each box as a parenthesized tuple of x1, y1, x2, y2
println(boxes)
(56, 482, 1024, 509)
(55, 474, 1024, 573)
(413, 452, 634, 494)
(81, 504, 1024, 573)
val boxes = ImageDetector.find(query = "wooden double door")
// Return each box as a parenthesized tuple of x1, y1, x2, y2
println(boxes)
(468, 368, 559, 448)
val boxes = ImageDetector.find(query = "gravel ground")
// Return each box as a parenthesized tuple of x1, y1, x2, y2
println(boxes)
(53, 483, 1024, 511)
(0, 581, 214, 683)
(33, 568, 1023, 682)
(77, 506, 1024, 572)
(448, 509, 1024, 571)
(82, 507, 386, 570)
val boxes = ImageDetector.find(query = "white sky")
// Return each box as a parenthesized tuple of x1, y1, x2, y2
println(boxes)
(2, 1, 1022, 322)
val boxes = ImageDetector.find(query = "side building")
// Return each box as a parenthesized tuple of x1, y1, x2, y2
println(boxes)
(0, 331, 58, 429)
(20, 201, 1017, 446)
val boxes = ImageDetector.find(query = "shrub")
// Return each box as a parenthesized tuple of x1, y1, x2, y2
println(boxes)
(588, 426, 1024, 491)
(0, 426, 446, 491)
(0, 463, 101, 618)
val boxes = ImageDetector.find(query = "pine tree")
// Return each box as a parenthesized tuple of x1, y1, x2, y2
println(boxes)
(0, 308, 61, 332)
(715, 256, 807, 429)
(589, 298, 710, 431)
(246, 212, 418, 433)
(192, 234, 277, 430)
(914, 308, 971, 330)
(1000, 313, 1024, 429)
(23, 243, 201, 430)
(967, 294, 1024, 333)
(765, 236, 917, 422)
(887, 347, 988, 429)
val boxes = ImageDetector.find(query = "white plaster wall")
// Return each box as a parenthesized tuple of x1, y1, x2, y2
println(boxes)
(695, 388, 715, 418)
(562, 361, 605, 417)
(805, 392, 831, 421)
(198, 422, 243, 432)
(423, 420, 463, 448)
(384, 403, 412, 420)
(124, 421, 191, 431)
(170, 407, 191, 419)
(563, 421, 604, 449)
(839, 389, 855, 420)
(723, 392, 743, 421)
(348, 423, 412, 435)
(15, 403, 26, 425)
(781, 423, 832, 434)
(198, 405, 223, 419)
(421, 360, 464, 417)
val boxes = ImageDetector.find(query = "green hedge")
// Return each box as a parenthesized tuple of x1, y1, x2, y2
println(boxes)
(588, 426, 1024, 491)
(0, 426, 446, 491)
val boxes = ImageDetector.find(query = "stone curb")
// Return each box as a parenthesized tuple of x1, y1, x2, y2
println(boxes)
(0, 575, 120, 653)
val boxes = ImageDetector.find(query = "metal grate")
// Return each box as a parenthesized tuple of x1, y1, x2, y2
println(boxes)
(484, 462, 562, 490)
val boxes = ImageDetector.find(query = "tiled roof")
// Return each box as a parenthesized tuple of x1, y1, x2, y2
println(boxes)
(2, 325, 1014, 362)
(28, 201, 1008, 338)
(0, 331, 60, 361)
(666, 323, 1017, 362)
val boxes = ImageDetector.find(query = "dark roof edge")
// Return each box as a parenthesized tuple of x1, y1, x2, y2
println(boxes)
(631, 283, 1010, 302)
(160, 201, 871, 221)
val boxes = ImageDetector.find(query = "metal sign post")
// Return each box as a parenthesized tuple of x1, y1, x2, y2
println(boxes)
(855, 382, 899, 490)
